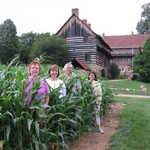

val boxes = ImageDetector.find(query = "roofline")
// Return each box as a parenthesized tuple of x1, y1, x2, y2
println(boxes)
(111, 47, 143, 49)
(96, 34, 112, 51)
(103, 33, 150, 37)
(55, 13, 112, 53)
(56, 14, 96, 36)
(56, 14, 73, 35)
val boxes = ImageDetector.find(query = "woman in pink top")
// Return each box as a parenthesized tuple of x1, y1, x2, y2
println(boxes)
(22, 60, 50, 128)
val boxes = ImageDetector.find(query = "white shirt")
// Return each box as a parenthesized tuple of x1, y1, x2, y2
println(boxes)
(46, 78, 66, 98)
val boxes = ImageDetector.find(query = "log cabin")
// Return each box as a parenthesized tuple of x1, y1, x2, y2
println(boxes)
(56, 8, 112, 73)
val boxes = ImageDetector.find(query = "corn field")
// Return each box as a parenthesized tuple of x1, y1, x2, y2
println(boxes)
(0, 60, 113, 150)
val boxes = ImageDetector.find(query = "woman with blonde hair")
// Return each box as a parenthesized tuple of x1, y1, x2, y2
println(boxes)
(46, 64, 66, 98)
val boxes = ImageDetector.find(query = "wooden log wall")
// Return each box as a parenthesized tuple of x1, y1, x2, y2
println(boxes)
(57, 16, 111, 71)
(96, 49, 105, 67)
(65, 36, 97, 64)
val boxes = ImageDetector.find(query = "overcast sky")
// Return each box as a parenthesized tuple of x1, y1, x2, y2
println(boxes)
(0, 0, 149, 36)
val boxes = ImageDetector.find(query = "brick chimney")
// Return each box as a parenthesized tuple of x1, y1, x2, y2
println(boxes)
(82, 19, 87, 24)
(88, 23, 91, 29)
(72, 8, 79, 17)
(131, 31, 134, 35)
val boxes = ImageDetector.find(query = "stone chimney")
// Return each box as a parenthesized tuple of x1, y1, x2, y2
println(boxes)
(72, 8, 79, 17)
(82, 19, 87, 24)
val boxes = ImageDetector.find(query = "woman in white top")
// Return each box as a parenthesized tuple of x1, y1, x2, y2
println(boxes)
(46, 64, 66, 98)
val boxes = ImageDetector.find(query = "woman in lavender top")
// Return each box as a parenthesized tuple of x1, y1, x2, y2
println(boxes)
(22, 60, 50, 128)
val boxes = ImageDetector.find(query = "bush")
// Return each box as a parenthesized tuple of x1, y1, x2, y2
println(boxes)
(109, 63, 120, 79)
(31, 35, 69, 66)
(101, 69, 105, 78)
(133, 37, 150, 82)
(131, 73, 140, 80)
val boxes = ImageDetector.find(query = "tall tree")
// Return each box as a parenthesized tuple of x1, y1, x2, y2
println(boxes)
(133, 37, 150, 82)
(18, 32, 51, 64)
(31, 35, 69, 66)
(0, 19, 18, 64)
(136, 3, 150, 34)
(18, 32, 39, 64)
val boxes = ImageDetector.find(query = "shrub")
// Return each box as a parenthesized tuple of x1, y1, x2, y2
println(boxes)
(133, 37, 150, 82)
(109, 63, 120, 79)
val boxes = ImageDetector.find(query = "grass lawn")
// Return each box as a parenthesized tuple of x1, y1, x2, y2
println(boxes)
(103, 79, 150, 96)
(107, 96, 150, 150)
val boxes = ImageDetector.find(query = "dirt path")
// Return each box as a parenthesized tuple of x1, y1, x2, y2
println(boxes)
(70, 103, 124, 150)
(108, 79, 128, 82)
(116, 94, 150, 99)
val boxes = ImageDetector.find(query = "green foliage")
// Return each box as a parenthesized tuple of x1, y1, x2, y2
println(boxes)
(136, 3, 150, 34)
(101, 69, 106, 78)
(134, 37, 150, 82)
(0, 19, 69, 66)
(31, 35, 69, 66)
(18, 32, 39, 64)
(103, 79, 150, 95)
(45, 79, 95, 148)
(0, 19, 18, 64)
(109, 63, 120, 79)
(100, 85, 113, 116)
(0, 61, 113, 149)
(108, 96, 150, 150)
(0, 59, 45, 149)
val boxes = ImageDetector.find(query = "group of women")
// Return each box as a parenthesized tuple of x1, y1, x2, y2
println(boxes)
(22, 60, 104, 134)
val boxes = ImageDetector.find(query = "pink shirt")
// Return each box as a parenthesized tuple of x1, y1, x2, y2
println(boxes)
(23, 79, 50, 107)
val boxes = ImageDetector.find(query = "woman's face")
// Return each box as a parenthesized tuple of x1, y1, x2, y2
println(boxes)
(30, 64, 40, 77)
(89, 73, 95, 81)
(50, 68, 59, 79)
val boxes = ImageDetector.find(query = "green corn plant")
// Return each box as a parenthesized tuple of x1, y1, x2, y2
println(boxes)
(43, 75, 97, 149)
(100, 84, 114, 117)
(0, 59, 113, 150)
(0, 59, 47, 150)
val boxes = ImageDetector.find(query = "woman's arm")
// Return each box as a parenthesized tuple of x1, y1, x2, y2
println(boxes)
(44, 95, 49, 107)
(93, 81, 102, 105)
(96, 96, 102, 105)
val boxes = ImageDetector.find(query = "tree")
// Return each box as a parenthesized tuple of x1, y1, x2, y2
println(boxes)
(136, 3, 150, 34)
(18, 32, 39, 64)
(0, 19, 18, 64)
(133, 37, 150, 82)
(31, 35, 69, 66)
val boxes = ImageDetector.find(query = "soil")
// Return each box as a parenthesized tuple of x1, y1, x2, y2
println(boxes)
(70, 103, 124, 150)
